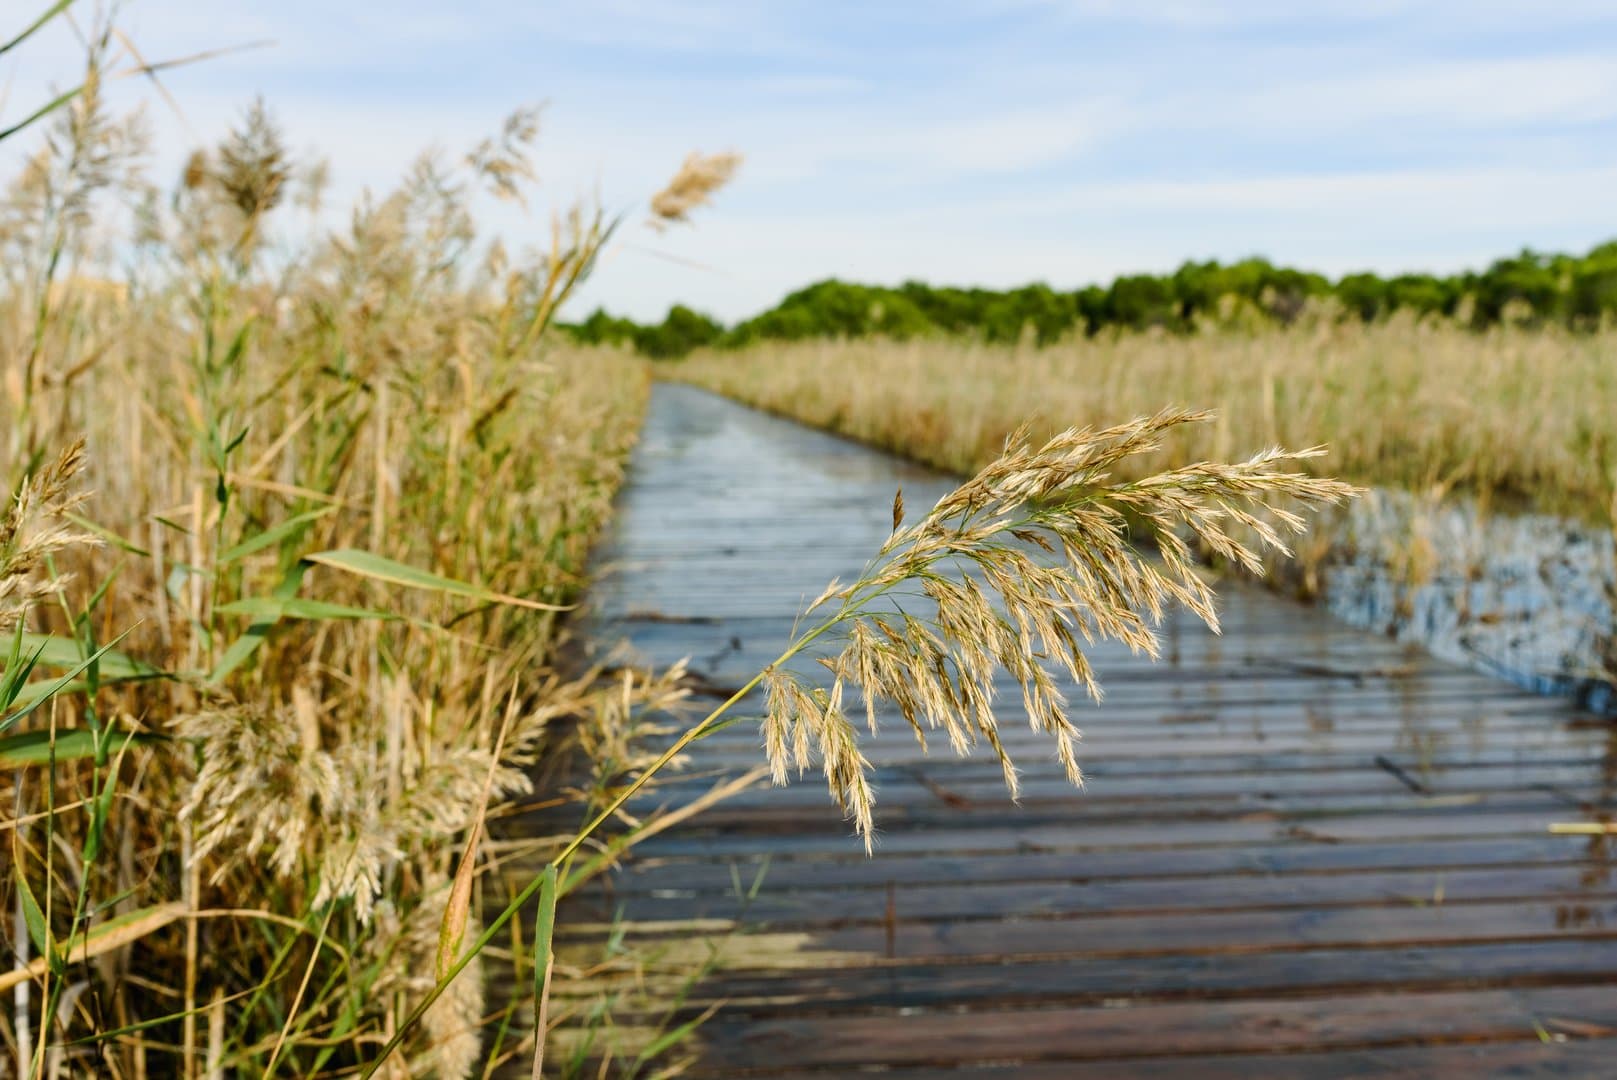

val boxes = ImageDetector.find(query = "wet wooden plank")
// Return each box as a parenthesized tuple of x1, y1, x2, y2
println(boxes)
(751, 1039, 1617, 1079)
(631, 759, 1608, 813)
(561, 897, 1617, 975)
(624, 806, 1596, 860)
(564, 864, 1617, 929)
(688, 985, 1617, 1072)
(559, 384, 1617, 1076)
(569, 938, 1617, 1019)
(636, 796, 1593, 834)
(607, 835, 1605, 894)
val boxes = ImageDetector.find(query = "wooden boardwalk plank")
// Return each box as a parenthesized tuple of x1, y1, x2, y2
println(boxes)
(752, 1040, 1617, 1079)
(562, 864, 1617, 928)
(558, 385, 1617, 1077)
(606, 835, 1604, 894)
(553, 939, 1617, 1018)
(688, 985, 1617, 1073)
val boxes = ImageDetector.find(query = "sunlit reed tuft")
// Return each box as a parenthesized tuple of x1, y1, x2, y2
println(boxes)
(753, 411, 1356, 849)
(649, 150, 743, 229)
(0, 440, 94, 629)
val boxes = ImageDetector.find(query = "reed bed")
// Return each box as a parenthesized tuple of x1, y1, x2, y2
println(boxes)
(0, 14, 742, 1075)
(669, 315, 1617, 523)
(2, 12, 1361, 1078)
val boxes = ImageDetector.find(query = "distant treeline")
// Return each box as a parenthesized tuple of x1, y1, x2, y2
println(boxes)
(561, 239, 1617, 358)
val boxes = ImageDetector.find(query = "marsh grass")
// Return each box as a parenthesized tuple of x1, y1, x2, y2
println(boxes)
(668, 315, 1617, 524)
(4, 8, 1357, 1077)
(0, 7, 746, 1075)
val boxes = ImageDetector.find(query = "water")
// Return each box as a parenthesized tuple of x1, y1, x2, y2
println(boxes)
(1315, 487, 1617, 713)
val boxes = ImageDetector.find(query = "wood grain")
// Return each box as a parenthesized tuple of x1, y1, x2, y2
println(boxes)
(549, 385, 1617, 1077)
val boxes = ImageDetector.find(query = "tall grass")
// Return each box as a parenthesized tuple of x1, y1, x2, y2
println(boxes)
(0, 10, 736, 1075)
(669, 313, 1617, 523)
(2, 10, 1360, 1078)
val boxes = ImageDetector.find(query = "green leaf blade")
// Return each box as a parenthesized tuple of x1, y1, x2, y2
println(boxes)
(216, 506, 335, 565)
(304, 548, 572, 612)
(0, 727, 157, 769)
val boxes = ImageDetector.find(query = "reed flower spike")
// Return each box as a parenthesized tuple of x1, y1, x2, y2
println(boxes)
(1, 440, 95, 630)
(649, 150, 742, 229)
(756, 409, 1358, 850)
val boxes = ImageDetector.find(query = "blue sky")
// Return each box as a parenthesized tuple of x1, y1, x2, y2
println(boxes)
(8, 1, 1617, 320)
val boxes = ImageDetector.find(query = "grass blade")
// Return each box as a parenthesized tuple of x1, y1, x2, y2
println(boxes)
(529, 865, 559, 1080)
(214, 596, 394, 621)
(0, 84, 84, 143)
(65, 512, 152, 557)
(216, 506, 335, 565)
(0, 903, 187, 993)
(18, 632, 158, 680)
(305, 549, 573, 612)
(0, 0, 77, 59)
(207, 564, 306, 684)
(0, 727, 157, 769)
(0, 631, 138, 735)
(12, 856, 51, 959)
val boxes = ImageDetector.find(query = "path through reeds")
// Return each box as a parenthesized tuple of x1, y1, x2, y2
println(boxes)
(556, 383, 1617, 1077)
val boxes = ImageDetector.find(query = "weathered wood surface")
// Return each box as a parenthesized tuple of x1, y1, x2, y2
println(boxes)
(561, 384, 1617, 1076)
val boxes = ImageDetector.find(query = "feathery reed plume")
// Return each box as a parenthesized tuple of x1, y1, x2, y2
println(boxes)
(1, 440, 95, 629)
(761, 410, 1358, 849)
(213, 95, 290, 222)
(648, 150, 741, 229)
(467, 104, 541, 205)
(181, 148, 209, 192)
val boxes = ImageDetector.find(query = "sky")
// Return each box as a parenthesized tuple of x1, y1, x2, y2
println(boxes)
(6, 0, 1617, 321)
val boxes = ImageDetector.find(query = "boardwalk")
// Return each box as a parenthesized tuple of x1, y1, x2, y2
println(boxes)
(563, 383, 1617, 1077)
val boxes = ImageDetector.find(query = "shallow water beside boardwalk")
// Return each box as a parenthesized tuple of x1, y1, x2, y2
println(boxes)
(563, 383, 1617, 1077)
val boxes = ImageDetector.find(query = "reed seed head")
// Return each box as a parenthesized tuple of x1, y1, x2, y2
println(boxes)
(1, 440, 95, 629)
(766, 410, 1359, 849)
(649, 150, 742, 229)
(466, 104, 542, 205)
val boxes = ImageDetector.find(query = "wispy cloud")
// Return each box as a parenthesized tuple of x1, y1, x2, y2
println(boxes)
(998, 0, 1617, 29)
(1235, 55, 1617, 130)
(999, 164, 1617, 221)
(995, 0, 1408, 28)
(3, 0, 1615, 322)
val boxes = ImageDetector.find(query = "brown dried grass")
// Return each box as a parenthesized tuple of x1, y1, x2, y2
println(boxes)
(0, 26, 731, 1076)
(670, 315, 1617, 523)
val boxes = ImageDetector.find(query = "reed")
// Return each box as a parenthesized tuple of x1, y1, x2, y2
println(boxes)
(3, 7, 1355, 1077)
(0, 7, 732, 1075)
(669, 314, 1617, 523)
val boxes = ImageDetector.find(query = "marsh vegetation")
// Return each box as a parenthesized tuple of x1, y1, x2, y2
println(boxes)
(19, 5, 1592, 1078)
(670, 316, 1615, 523)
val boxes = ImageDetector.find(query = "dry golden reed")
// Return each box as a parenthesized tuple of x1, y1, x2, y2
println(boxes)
(756, 410, 1354, 848)
(649, 151, 742, 230)
(0, 15, 740, 1074)
(0, 441, 94, 630)
(671, 315, 1617, 522)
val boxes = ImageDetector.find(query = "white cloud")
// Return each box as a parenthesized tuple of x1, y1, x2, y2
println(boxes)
(997, 0, 1617, 29)
(1234, 55, 1617, 131)
(993, 163, 1617, 224)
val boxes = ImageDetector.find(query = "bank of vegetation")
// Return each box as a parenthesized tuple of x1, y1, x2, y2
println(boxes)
(0, 10, 742, 1075)
(670, 316, 1616, 524)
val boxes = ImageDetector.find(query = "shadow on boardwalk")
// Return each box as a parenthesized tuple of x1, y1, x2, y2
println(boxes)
(559, 383, 1617, 1078)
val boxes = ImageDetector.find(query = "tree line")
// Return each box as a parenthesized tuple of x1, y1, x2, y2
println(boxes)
(561, 239, 1617, 358)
